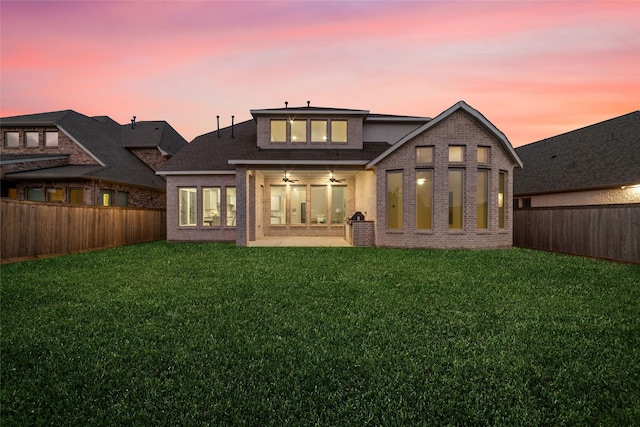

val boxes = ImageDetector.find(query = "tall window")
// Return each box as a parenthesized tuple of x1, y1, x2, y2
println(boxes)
(270, 186, 285, 224)
(270, 120, 286, 142)
(290, 186, 306, 224)
(331, 186, 346, 223)
(45, 131, 59, 147)
(100, 190, 112, 206)
(117, 192, 129, 207)
(311, 186, 327, 225)
(387, 171, 403, 229)
(311, 120, 327, 142)
(448, 170, 463, 229)
(477, 170, 489, 229)
(46, 188, 63, 203)
(331, 120, 347, 143)
(226, 187, 236, 226)
(449, 146, 465, 162)
(290, 120, 306, 143)
(26, 132, 39, 148)
(5, 132, 19, 148)
(68, 188, 83, 204)
(27, 188, 42, 201)
(203, 187, 221, 226)
(179, 188, 197, 226)
(416, 170, 433, 229)
(499, 172, 506, 228)
(416, 147, 433, 164)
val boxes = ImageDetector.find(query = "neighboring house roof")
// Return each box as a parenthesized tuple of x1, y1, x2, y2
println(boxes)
(367, 100, 523, 168)
(514, 111, 640, 196)
(0, 153, 70, 164)
(1, 110, 185, 189)
(120, 120, 187, 155)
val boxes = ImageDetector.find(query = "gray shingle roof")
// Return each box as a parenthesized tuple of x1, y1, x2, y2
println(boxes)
(514, 111, 640, 195)
(120, 121, 187, 154)
(1, 110, 185, 189)
(157, 120, 390, 173)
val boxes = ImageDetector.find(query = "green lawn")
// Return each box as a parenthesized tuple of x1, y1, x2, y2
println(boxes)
(1, 242, 639, 426)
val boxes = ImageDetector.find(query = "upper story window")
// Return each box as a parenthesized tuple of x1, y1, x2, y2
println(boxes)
(416, 146, 434, 164)
(5, 132, 19, 148)
(270, 120, 287, 142)
(449, 146, 465, 162)
(290, 120, 306, 142)
(331, 120, 347, 143)
(477, 146, 490, 163)
(26, 131, 39, 148)
(311, 120, 328, 142)
(45, 131, 59, 147)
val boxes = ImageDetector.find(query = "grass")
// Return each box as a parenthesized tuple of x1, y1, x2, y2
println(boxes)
(1, 242, 639, 426)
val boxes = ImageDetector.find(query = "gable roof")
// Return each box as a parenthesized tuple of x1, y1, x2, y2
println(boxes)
(514, 110, 640, 196)
(1, 110, 175, 189)
(367, 101, 523, 168)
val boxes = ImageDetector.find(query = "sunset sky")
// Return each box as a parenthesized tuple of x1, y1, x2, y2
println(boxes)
(1, 0, 638, 146)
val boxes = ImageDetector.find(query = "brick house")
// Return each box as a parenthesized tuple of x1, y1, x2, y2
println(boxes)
(157, 101, 523, 248)
(1, 110, 187, 208)
(514, 111, 640, 207)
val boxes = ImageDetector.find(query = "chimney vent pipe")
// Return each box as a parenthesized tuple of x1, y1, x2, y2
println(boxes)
(231, 115, 235, 139)
(217, 116, 220, 138)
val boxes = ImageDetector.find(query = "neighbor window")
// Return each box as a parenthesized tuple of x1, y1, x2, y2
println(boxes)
(331, 120, 347, 143)
(449, 146, 465, 162)
(100, 190, 112, 206)
(387, 171, 403, 229)
(311, 186, 327, 225)
(290, 185, 307, 225)
(499, 172, 506, 228)
(116, 191, 129, 207)
(5, 132, 19, 148)
(290, 120, 306, 142)
(477, 146, 490, 163)
(203, 187, 221, 226)
(416, 170, 433, 230)
(331, 186, 346, 223)
(27, 188, 42, 201)
(226, 187, 236, 226)
(311, 120, 328, 142)
(270, 186, 286, 225)
(46, 188, 63, 203)
(477, 170, 489, 229)
(179, 188, 197, 226)
(416, 147, 433, 164)
(26, 132, 39, 148)
(45, 131, 59, 147)
(448, 170, 463, 229)
(270, 120, 287, 142)
(68, 188, 83, 204)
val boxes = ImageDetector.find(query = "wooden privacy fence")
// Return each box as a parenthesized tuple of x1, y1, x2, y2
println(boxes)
(513, 204, 640, 264)
(1, 199, 166, 261)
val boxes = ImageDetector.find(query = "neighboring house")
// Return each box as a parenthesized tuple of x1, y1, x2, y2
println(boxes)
(0, 110, 187, 208)
(157, 100, 523, 248)
(514, 111, 640, 207)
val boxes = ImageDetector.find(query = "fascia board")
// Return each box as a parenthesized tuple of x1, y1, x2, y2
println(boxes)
(227, 160, 369, 166)
(156, 170, 234, 176)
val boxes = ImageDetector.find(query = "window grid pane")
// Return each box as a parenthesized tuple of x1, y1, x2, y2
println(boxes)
(311, 120, 327, 142)
(290, 120, 306, 143)
(179, 188, 197, 226)
(331, 120, 347, 143)
(387, 171, 403, 229)
(477, 146, 490, 163)
(416, 147, 433, 164)
(290, 186, 306, 224)
(26, 132, 39, 148)
(270, 120, 286, 142)
(499, 172, 506, 228)
(448, 170, 463, 229)
(416, 170, 433, 229)
(311, 186, 327, 225)
(449, 146, 464, 162)
(270, 186, 286, 224)
(226, 188, 236, 226)
(5, 132, 19, 148)
(203, 187, 221, 226)
(477, 170, 489, 228)
(330, 186, 346, 223)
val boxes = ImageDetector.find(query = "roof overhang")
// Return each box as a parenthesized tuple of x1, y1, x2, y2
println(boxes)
(250, 108, 370, 119)
(156, 170, 234, 176)
(228, 160, 369, 166)
(0, 154, 69, 165)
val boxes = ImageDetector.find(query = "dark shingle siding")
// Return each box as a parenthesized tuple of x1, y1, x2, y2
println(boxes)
(514, 111, 640, 195)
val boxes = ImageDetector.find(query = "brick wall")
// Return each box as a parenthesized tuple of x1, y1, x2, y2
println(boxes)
(129, 148, 171, 171)
(1, 127, 99, 165)
(374, 110, 516, 249)
(165, 174, 237, 242)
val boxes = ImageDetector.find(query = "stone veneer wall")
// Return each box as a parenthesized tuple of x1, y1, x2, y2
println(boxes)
(374, 110, 516, 249)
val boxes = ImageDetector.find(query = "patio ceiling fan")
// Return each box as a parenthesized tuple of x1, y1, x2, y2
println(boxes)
(328, 171, 344, 183)
(282, 171, 298, 183)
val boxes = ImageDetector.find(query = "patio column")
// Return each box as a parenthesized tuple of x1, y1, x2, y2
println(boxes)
(235, 166, 248, 247)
